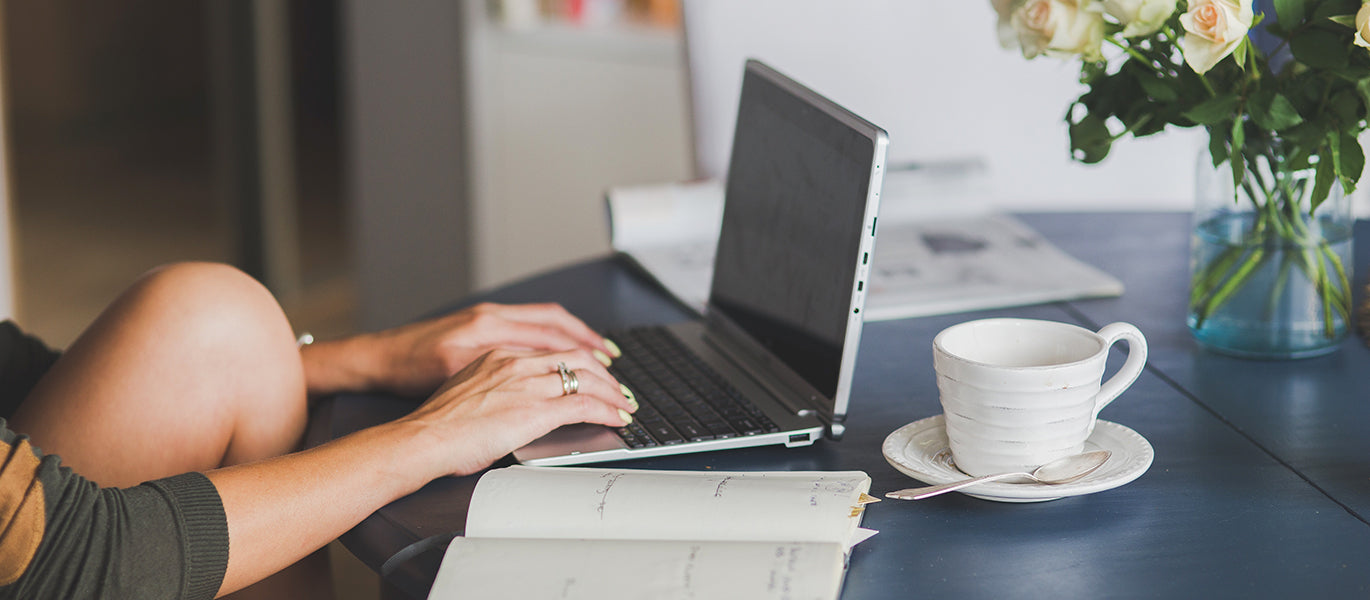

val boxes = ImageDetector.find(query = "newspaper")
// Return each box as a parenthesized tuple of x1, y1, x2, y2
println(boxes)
(606, 169, 1123, 321)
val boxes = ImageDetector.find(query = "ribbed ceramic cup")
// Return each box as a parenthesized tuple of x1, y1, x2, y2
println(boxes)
(933, 318, 1147, 477)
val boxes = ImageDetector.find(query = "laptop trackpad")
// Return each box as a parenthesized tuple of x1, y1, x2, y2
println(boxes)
(513, 424, 624, 462)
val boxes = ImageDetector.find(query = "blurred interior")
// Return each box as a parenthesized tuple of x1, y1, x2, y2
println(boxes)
(6, 0, 349, 345)
(3, 0, 689, 349)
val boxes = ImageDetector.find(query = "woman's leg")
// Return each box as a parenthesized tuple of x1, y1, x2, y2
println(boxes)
(9, 262, 331, 599)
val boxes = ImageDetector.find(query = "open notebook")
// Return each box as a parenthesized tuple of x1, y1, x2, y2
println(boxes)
(428, 466, 878, 600)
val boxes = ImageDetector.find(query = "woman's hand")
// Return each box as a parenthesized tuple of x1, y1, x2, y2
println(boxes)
(399, 347, 637, 477)
(209, 346, 637, 594)
(302, 302, 622, 397)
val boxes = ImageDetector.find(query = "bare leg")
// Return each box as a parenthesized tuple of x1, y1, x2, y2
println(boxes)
(10, 262, 333, 600)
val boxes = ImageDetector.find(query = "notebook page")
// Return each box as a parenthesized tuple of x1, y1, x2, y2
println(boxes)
(428, 538, 846, 600)
(465, 466, 871, 547)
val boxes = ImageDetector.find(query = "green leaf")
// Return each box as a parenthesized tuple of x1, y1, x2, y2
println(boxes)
(1248, 91, 1305, 130)
(1328, 129, 1343, 178)
(1069, 113, 1113, 164)
(1183, 95, 1241, 125)
(1208, 128, 1229, 168)
(1312, 0, 1361, 21)
(1232, 39, 1249, 72)
(1230, 118, 1247, 190)
(1313, 150, 1336, 211)
(1356, 78, 1370, 119)
(1290, 30, 1351, 69)
(1275, 0, 1307, 26)
(1135, 73, 1179, 102)
(1328, 14, 1357, 28)
(1337, 131, 1364, 195)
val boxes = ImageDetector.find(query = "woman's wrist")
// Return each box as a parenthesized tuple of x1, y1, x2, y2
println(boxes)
(300, 333, 393, 397)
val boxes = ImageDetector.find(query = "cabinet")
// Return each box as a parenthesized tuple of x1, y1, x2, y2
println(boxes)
(464, 3, 693, 290)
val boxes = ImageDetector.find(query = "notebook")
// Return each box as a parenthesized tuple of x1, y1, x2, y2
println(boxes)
(514, 59, 887, 466)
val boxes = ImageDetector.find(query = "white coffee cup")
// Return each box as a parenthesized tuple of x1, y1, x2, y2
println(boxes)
(933, 318, 1147, 477)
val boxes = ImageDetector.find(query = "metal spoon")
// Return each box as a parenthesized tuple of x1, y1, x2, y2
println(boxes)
(885, 450, 1112, 500)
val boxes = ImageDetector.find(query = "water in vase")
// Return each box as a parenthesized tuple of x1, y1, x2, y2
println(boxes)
(1187, 212, 1353, 359)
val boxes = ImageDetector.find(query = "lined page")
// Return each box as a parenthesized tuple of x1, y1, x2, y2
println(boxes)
(428, 538, 846, 600)
(465, 466, 871, 547)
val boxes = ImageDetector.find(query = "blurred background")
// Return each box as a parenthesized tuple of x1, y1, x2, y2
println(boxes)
(3, 0, 689, 349)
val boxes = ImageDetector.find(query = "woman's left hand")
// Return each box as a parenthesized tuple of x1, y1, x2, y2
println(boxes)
(301, 302, 621, 397)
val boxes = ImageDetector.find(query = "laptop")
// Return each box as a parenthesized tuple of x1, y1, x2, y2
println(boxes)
(514, 59, 888, 466)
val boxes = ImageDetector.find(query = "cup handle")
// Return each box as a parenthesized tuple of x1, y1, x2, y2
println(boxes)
(1092, 322, 1148, 418)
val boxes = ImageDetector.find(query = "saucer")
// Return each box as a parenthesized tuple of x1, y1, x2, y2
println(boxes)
(882, 414, 1153, 503)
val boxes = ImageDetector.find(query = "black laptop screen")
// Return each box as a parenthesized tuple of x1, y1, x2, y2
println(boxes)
(708, 65, 875, 400)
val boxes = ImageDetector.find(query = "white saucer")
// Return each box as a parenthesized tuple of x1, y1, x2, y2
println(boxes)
(882, 414, 1154, 503)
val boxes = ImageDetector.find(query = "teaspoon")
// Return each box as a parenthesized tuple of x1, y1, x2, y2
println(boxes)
(885, 450, 1112, 500)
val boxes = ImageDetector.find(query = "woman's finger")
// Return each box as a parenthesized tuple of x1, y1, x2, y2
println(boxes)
(535, 377, 636, 429)
(476, 303, 619, 358)
(507, 348, 620, 388)
(472, 320, 591, 355)
(532, 367, 636, 415)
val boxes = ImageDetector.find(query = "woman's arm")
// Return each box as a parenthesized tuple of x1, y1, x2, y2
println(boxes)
(300, 302, 622, 398)
(209, 347, 634, 596)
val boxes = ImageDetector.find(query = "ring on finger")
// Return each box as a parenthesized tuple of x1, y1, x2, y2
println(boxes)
(557, 361, 580, 396)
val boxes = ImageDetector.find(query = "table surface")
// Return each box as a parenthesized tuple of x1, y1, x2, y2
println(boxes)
(306, 212, 1370, 599)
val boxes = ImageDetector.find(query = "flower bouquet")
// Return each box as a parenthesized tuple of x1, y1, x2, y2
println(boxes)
(992, 0, 1370, 358)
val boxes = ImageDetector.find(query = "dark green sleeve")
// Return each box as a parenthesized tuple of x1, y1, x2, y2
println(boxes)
(0, 321, 62, 419)
(0, 422, 229, 600)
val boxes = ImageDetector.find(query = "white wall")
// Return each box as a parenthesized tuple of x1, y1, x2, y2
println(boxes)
(683, 0, 1205, 212)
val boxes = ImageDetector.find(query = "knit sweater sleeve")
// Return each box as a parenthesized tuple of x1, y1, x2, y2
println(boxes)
(0, 420, 229, 600)
(0, 321, 61, 420)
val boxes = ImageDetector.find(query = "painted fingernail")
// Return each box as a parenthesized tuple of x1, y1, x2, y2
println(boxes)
(618, 409, 633, 425)
(593, 349, 613, 367)
(603, 338, 623, 358)
(619, 384, 638, 411)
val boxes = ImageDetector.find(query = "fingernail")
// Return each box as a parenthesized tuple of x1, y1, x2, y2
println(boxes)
(603, 338, 623, 358)
(593, 349, 613, 367)
(619, 384, 638, 411)
(618, 409, 633, 425)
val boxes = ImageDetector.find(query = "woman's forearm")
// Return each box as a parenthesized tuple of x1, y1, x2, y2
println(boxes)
(207, 419, 438, 596)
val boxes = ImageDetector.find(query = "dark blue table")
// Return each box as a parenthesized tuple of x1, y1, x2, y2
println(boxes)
(307, 212, 1370, 598)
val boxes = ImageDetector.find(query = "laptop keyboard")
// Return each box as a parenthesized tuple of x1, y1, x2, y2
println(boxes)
(606, 327, 781, 448)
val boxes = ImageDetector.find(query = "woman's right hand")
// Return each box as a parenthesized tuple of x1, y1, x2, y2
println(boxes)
(397, 347, 637, 478)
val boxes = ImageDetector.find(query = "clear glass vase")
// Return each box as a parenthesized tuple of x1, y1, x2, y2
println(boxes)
(1187, 140, 1354, 359)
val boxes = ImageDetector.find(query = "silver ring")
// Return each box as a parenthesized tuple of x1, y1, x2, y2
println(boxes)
(557, 362, 579, 396)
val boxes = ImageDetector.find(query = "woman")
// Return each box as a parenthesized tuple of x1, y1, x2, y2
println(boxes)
(0, 261, 636, 599)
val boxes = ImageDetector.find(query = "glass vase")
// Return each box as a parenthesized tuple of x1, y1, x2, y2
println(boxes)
(1187, 141, 1355, 359)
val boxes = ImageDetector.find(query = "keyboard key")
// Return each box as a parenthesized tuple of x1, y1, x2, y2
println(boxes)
(606, 326, 780, 448)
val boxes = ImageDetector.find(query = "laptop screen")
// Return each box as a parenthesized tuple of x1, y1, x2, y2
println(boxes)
(708, 62, 878, 400)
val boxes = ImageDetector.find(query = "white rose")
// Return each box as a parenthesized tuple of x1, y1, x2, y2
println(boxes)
(1355, 3, 1370, 49)
(1179, 0, 1254, 74)
(1010, 0, 1106, 61)
(1103, 0, 1178, 37)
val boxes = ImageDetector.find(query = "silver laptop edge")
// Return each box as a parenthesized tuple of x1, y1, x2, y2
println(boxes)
(515, 59, 888, 466)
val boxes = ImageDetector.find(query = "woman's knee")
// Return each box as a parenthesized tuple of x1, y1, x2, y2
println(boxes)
(14, 262, 309, 483)
(124, 263, 309, 456)
(127, 262, 293, 343)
